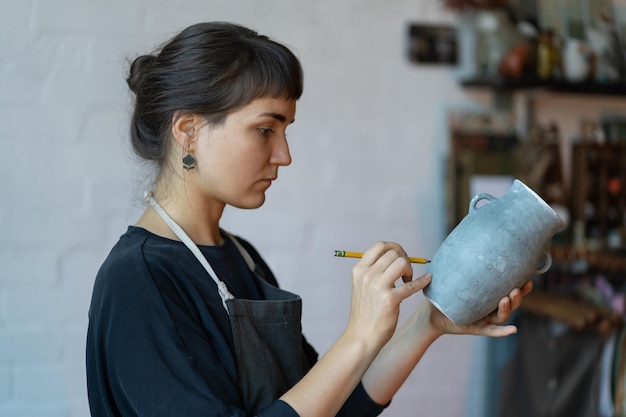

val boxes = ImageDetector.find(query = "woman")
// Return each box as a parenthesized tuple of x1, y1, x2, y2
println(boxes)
(86, 21, 532, 417)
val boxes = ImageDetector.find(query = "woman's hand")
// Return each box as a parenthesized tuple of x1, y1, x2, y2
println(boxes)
(358, 274, 532, 406)
(425, 279, 534, 337)
(344, 241, 432, 350)
(280, 241, 431, 416)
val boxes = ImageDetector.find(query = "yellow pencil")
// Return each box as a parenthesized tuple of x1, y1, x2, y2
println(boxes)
(334, 250, 430, 264)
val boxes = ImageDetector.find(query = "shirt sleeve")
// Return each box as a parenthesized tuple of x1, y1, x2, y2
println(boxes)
(258, 400, 299, 416)
(337, 382, 389, 417)
(260, 383, 387, 417)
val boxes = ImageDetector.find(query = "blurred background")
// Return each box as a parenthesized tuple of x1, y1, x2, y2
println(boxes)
(2, 0, 626, 416)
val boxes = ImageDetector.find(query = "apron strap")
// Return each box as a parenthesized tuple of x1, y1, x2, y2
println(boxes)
(145, 193, 234, 311)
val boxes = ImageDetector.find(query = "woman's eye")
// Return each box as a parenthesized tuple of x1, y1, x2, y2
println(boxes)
(258, 128, 274, 137)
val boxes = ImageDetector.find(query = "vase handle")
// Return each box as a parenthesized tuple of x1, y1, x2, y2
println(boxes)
(468, 193, 496, 213)
(534, 252, 552, 275)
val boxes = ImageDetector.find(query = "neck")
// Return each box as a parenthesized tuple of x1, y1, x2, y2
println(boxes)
(137, 188, 226, 246)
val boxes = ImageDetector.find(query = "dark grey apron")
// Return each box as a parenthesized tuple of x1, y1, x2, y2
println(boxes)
(147, 196, 309, 414)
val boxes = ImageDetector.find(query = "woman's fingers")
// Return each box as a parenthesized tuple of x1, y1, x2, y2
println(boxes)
(378, 250, 413, 284)
(346, 241, 424, 346)
(489, 296, 513, 324)
(471, 323, 518, 337)
(356, 242, 414, 286)
(394, 273, 432, 299)
(431, 278, 535, 338)
(357, 241, 407, 267)
(520, 279, 534, 296)
(488, 278, 534, 324)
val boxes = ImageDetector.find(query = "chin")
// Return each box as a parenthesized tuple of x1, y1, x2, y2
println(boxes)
(233, 195, 266, 210)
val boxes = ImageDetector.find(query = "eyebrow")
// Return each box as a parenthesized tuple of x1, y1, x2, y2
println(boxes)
(259, 112, 295, 124)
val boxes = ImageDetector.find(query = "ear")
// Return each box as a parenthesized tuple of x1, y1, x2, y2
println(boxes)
(171, 112, 203, 150)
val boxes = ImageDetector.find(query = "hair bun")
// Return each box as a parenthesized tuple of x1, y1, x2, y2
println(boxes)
(126, 54, 157, 94)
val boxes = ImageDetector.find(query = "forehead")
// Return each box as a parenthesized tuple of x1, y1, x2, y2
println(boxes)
(231, 96, 297, 123)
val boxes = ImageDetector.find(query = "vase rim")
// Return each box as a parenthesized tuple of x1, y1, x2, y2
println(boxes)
(512, 178, 567, 230)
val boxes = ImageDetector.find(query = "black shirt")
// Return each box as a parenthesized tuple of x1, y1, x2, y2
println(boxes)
(86, 226, 386, 416)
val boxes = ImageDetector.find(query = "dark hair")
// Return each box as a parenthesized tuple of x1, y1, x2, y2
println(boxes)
(126, 22, 303, 166)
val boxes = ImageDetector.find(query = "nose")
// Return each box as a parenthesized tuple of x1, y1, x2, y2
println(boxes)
(270, 135, 292, 167)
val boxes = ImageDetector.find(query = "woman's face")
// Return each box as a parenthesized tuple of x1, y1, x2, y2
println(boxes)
(193, 96, 296, 209)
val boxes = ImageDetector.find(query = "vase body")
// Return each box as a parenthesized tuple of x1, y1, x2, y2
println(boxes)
(424, 179, 565, 325)
(563, 39, 590, 83)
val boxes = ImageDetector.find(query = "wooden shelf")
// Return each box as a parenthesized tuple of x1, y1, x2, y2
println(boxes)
(450, 132, 518, 152)
(461, 77, 626, 96)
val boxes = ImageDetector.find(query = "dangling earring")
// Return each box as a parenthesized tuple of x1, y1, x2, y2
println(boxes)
(182, 152, 195, 170)
(182, 141, 195, 170)
(182, 130, 196, 170)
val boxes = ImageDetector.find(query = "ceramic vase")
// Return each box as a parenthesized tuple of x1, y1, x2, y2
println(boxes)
(424, 179, 565, 325)
(563, 39, 590, 83)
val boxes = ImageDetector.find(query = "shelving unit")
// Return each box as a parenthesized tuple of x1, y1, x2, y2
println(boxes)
(570, 142, 626, 249)
(447, 131, 519, 230)
(455, 73, 626, 417)
(461, 77, 626, 96)
(450, 1, 626, 414)
(454, 78, 626, 278)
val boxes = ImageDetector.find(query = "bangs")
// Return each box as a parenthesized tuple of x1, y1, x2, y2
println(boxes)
(227, 40, 303, 107)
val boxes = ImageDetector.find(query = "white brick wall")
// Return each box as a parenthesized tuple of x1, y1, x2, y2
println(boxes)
(1, 1, 481, 416)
